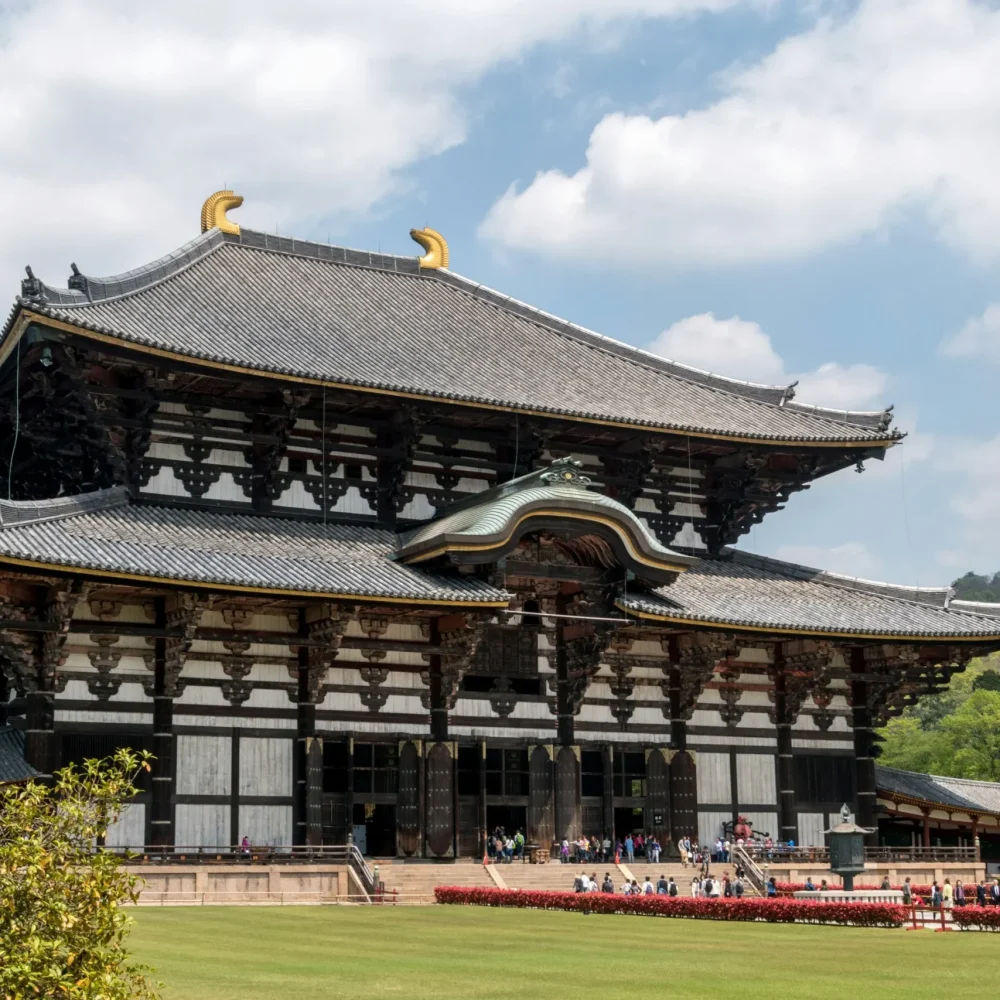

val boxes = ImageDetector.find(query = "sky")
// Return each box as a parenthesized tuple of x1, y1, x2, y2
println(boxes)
(1, 0, 999, 588)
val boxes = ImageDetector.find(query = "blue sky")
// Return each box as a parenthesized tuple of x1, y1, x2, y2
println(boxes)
(2, 0, 999, 587)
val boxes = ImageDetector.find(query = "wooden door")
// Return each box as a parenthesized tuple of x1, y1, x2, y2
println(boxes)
(397, 740, 420, 856)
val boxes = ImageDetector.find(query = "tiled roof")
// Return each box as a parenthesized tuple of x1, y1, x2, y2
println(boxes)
(876, 765, 1000, 814)
(6, 228, 897, 444)
(0, 489, 507, 605)
(950, 599, 1000, 619)
(0, 726, 39, 784)
(618, 549, 1000, 639)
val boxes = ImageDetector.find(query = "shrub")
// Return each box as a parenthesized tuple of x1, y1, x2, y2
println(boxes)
(434, 887, 906, 928)
(952, 905, 1000, 931)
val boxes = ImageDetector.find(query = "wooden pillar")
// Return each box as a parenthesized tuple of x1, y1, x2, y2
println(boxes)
(603, 744, 614, 843)
(553, 594, 574, 746)
(773, 644, 797, 844)
(229, 727, 240, 848)
(922, 811, 931, 848)
(971, 816, 980, 860)
(23, 690, 57, 780)
(293, 637, 323, 847)
(479, 740, 488, 859)
(150, 597, 174, 847)
(665, 636, 697, 842)
(850, 647, 878, 846)
(428, 619, 448, 743)
(346, 736, 355, 844)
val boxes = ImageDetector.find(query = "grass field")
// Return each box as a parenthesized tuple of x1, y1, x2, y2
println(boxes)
(131, 906, 993, 1000)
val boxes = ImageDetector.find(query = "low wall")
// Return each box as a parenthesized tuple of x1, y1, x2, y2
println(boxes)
(127, 864, 360, 905)
(763, 861, 985, 885)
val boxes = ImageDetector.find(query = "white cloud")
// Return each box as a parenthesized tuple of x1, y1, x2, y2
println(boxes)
(481, 0, 1000, 266)
(0, 0, 748, 284)
(773, 541, 881, 579)
(646, 312, 888, 409)
(940, 303, 1000, 361)
(940, 433, 1000, 524)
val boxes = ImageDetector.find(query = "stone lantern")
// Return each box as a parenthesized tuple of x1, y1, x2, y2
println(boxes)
(826, 803, 869, 892)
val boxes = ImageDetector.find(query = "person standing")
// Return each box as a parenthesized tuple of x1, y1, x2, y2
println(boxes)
(657, 873, 669, 894)
(991, 879, 1000, 906)
(602, 836, 611, 862)
(602, 873, 615, 893)
(734, 876, 744, 898)
(931, 881, 942, 908)
(625, 834, 635, 864)
(668, 877, 679, 897)
(560, 839, 570, 864)
(723, 838, 731, 863)
(766, 877, 778, 898)
(643, 877, 654, 895)
(901, 877, 913, 905)
(942, 879, 953, 909)
(955, 880, 966, 907)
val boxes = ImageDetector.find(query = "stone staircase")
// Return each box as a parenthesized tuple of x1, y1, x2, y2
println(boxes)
(377, 859, 495, 905)
(376, 857, 752, 905)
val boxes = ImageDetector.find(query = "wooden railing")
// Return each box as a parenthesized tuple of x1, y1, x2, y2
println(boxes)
(738, 845, 978, 864)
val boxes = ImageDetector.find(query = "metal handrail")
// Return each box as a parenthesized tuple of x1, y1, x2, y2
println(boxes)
(732, 844, 766, 894)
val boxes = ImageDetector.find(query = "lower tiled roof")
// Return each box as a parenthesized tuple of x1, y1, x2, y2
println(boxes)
(618, 549, 1000, 639)
(877, 765, 1000, 814)
(0, 726, 38, 784)
(0, 491, 507, 605)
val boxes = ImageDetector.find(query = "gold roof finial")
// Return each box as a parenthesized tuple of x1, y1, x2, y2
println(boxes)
(410, 227, 449, 269)
(201, 190, 244, 235)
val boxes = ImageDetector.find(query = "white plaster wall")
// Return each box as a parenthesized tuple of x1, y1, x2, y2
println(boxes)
(696, 752, 731, 803)
(176, 804, 231, 848)
(797, 812, 826, 847)
(736, 754, 777, 805)
(698, 811, 730, 847)
(240, 738, 292, 797)
(105, 803, 145, 849)
(238, 806, 292, 847)
(176, 735, 231, 796)
(742, 812, 779, 840)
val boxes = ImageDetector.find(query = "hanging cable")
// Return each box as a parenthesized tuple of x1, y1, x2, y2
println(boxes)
(7, 338, 21, 501)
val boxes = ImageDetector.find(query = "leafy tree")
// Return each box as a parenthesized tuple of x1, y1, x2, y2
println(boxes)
(0, 748, 160, 1000)
(951, 571, 1000, 602)
(972, 670, 1000, 692)
(940, 690, 1000, 782)
(875, 716, 950, 774)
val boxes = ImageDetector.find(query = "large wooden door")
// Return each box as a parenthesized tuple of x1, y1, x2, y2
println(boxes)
(528, 745, 554, 848)
(646, 748, 670, 846)
(425, 742, 454, 857)
(669, 749, 697, 842)
(397, 740, 421, 856)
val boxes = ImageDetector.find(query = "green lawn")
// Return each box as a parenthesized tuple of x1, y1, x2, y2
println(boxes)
(131, 906, 993, 1000)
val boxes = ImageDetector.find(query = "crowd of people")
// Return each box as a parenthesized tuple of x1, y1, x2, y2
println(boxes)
(558, 833, 663, 864)
(487, 827, 525, 863)
(924, 877, 1000, 908)
(571, 870, 749, 897)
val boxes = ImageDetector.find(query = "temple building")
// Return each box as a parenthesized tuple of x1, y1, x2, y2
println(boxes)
(2, 190, 999, 858)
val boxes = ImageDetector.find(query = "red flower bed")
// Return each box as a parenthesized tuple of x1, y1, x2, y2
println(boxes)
(952, 905, 1000, 931)
(434, 886, 906, 928)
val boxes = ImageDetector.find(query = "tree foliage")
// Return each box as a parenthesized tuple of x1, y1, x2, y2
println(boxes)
(0, 748, 160, 1000)
(876, 654, 1000, 781)
(951, 571, 1000, 603)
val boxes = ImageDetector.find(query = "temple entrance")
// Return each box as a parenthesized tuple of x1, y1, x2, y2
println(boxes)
(486, 805, 527, 842)
(352, 803, 396, 857)
(615, 806, 646, 844)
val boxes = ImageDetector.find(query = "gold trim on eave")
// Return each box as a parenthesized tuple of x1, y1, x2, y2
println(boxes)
(410, 227, 449, 269)
(201, 190, 243, 236)
(0, 554, 509, 609)
(1, 310, 900, 450)
(616, 602, 1000, 643)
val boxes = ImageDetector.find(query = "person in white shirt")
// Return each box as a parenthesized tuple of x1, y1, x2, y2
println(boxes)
(691, 877, 701, 898)
(643, 878, 654, 895)
(621, 880, 632, 895)
(710, 878, 722, 898)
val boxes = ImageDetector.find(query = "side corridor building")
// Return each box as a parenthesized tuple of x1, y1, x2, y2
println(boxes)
(2, 191, 999, 857)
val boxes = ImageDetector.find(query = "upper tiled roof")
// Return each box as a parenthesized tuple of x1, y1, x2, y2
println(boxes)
(876, 765, 1000, 814)
(5, 227, 898, 444)
(0, 726, 39, 784)
(618, 549, 1000, 640)
(0, 489, 507, 606)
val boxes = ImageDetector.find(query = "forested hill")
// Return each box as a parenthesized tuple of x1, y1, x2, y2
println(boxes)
(952, 571, 1000, 602)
